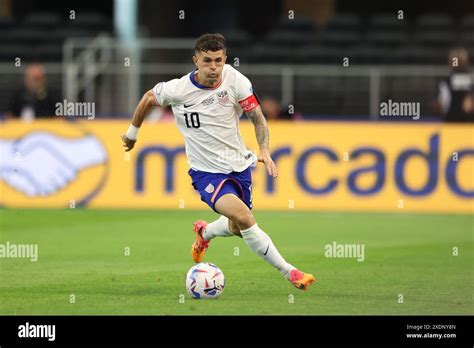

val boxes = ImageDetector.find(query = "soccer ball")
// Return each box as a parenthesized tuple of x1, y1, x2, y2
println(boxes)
(186, 262, 225, 299)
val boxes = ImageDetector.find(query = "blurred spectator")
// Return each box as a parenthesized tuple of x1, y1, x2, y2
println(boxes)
(260, 96, 302, 121)
(6, 63, 60, 121)
(435, 48, 473, 123)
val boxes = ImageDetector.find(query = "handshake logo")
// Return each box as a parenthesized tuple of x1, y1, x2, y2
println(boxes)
(0, 132, 107, 196)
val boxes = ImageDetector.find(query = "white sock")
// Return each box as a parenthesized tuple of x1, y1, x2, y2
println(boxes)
(203, 215, 234, 241)
(240, 223, 295, 279)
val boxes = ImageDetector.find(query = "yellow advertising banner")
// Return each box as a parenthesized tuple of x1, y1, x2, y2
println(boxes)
(0, 119, 472, 213)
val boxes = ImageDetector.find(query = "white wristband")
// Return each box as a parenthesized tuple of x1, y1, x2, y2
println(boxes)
(125, 124, 139, 140)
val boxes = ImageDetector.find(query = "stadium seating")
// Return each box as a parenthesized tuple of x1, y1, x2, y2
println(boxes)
(0, 9, 471, 119)
(244, 12, 467, 65)
(326, 13, 361, 31)
(416, 13, 454, 29)
(369, 13, 407, 30)
(0, 11, 468, 66)
(0, 11, 113, 63)
(22, 12, 62, 30)
(0, 10, 113, 115)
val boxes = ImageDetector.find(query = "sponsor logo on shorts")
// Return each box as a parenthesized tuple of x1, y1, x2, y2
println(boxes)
(205, 183, 214, 193)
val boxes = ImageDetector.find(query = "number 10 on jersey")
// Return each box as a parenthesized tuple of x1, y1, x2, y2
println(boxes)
(184, 113, 200, 128)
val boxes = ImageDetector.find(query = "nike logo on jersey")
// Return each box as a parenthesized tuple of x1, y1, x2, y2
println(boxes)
(184, 103, 195, 108)
(263, 244, 270, 256)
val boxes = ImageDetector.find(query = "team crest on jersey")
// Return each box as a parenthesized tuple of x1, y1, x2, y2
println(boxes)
(205, 183, 215, 193)
(216, 90, 229, 105)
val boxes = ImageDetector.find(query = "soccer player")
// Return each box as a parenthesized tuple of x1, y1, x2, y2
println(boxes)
(121, 33, 316, 290)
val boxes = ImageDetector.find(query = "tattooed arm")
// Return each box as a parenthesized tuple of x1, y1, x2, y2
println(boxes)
(246, 105, 279, 178)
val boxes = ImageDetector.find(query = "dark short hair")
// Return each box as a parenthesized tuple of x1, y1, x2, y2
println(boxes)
(194, 33, 226, 54)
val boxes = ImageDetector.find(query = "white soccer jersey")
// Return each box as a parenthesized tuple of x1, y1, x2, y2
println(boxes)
(152, 64, 259, 174)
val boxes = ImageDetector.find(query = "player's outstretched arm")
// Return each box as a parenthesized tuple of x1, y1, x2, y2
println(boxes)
(121, 89, 158, 152)
(246, 105, 279, 178)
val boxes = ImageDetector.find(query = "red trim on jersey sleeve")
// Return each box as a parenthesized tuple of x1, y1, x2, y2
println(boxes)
(238, 93, 260, 112)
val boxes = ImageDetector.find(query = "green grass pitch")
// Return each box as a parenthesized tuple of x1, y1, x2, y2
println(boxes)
(0, 209, 472, 315)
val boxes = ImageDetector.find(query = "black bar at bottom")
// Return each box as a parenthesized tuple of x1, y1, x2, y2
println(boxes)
(0, 315, 472, 346)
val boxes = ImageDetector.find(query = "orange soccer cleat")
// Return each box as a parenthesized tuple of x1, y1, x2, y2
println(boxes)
(191, 220, 210, 263)
(290, 269, 316, 291)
